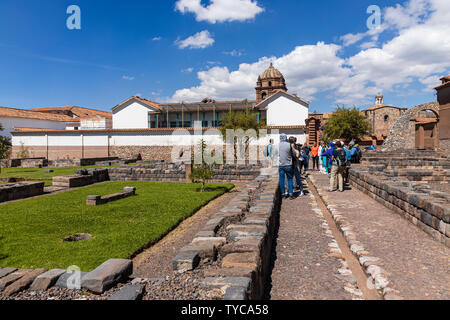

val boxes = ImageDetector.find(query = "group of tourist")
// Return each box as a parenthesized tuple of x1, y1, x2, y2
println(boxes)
(266, 134, 365, 200)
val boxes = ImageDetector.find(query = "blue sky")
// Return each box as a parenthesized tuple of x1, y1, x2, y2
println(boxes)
(0, 0, 449, 113)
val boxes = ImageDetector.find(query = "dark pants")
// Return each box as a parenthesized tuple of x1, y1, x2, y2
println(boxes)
(279, 165, 294, 196)
(304, 155, 310, 170)
(294, 166, 303, 191)
(312, 156, 319, 170)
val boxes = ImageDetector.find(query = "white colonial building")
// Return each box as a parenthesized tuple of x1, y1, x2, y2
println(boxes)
(10, 64, 310, 161)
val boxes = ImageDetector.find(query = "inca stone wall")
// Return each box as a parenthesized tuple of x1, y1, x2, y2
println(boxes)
(0, 182, 45, 203)
(349, 151, 450, 247)
(382, 102, 439, 151)
(172, 173, 280, 300)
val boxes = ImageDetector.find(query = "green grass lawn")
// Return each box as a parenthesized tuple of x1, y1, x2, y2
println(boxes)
(0, 165, 119, 186)
(0, 181, 233, 271)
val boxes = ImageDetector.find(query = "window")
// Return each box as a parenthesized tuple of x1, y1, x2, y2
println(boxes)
(148, 112, 152, 128)
(384, 115, 389, 122)
(262, 92, 267, 100)
(268, 81, 272, 87)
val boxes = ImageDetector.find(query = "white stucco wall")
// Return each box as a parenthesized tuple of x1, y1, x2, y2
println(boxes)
(113, 101, 159, 129)
(0, 117, 66, 137)
(265, 95, 309, 127)
(12, 128, 307, 148)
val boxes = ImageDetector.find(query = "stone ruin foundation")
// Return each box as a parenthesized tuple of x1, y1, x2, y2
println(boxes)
(349, 150, 450, 247)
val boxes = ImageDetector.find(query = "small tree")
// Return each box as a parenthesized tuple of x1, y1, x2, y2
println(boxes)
(189, 139, 215, 192)
(219, 108, 265, 162)
(16, 142, 30, 159)
(323, 106, 371, 142)
(0, 123, 11, 174)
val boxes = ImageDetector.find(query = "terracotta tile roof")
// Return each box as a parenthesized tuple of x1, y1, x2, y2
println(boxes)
(254, 90, 309, 109)
(0, 106, 75, 122)
(26, 106, 112, 119)
(12, 125, 306, 134)
(364, 104, 407, 111)
(112, 96, 161, 112)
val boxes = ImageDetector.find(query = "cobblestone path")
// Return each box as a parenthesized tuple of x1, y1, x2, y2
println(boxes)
(309, 172, 450, 300)
(269, 179, 364, 300)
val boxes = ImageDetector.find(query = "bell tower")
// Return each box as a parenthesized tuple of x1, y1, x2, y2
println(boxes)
(256, 63, 287, 103)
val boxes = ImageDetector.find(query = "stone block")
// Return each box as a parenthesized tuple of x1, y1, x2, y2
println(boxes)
(180, 243, 217, 259)
(55, 271, 88, 289)
(201, 277, 251, 291)
(192, 237, 226, 247)
(82, 259, 133, 294)
(0, 268, 18, 279)
(172, 252, 200, 273)
(222, 252, 260, 270)
(224, 286, 248, 300)
(0, 269, 30, 291)
(3, 268, 47, 297)
(30, 269, 66, 291)
(107, 284, 145, 300)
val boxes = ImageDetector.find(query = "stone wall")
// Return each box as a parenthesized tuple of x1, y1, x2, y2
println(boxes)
(382, 102, 439, 151)
(108, 163, 262, 183)
(52, 168, 110, 188)
(366, 107, 405, 137)
(0, 182, 45, 203)
(172, 173, 281, 300)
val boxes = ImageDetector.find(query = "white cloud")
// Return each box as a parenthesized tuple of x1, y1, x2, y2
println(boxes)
(223, 49, 244, 57)
(175, 30, 215, 49)
(122, 75, 135, 81)
(170, 0, 450, 107)
(181, 67, 194, 73)
(171, 42, 350, 102)
(152, 36, 162, 41)
(175, 0, 264, 23)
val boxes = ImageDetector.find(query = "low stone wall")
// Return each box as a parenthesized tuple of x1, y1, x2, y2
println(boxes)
(87, 187, 136, 206)
(0, 158, 46, 168)
(52, 168, 109, 188)
(349, 167, 450, 247)
(0, 182, 45, 203)
(108, 163, 262, 183)
(48, 157, 119, 168)
(172, 173, 280, 300)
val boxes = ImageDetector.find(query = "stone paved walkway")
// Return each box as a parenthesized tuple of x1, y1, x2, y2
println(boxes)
(269, 180, 359, 300)
(309, 172, 450, 300)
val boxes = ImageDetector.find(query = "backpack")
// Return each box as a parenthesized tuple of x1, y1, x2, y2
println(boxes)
(336, 149, 347, 167)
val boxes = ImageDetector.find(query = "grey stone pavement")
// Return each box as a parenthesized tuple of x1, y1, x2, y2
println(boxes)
(269, 179, 360, 300)
(309, 172, 450, 300)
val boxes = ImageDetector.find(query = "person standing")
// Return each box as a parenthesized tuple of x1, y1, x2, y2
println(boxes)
(311, 143, 319, 171)
(342, 141, 352, 184)
(302, 144, 311, 172)
(290, 137, 304, 196)
(265, 139, 274, 167)
(322, 142, 336, 175)
(278, 134, 295, 200)
(329, 142, 347, 192)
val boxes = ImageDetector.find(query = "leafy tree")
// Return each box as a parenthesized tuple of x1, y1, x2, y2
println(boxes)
(219, 108, 265, 162)
(0, 123, 12, 174)
(189, 139, 215, 192)
(323, 106, 371, 142)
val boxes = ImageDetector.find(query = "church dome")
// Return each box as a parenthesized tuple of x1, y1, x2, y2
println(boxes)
(260, 63, 284, 80)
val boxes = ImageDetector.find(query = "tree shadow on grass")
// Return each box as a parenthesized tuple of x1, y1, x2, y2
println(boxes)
(195, 186, 230, 193)
(0, 236, 8, 262)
